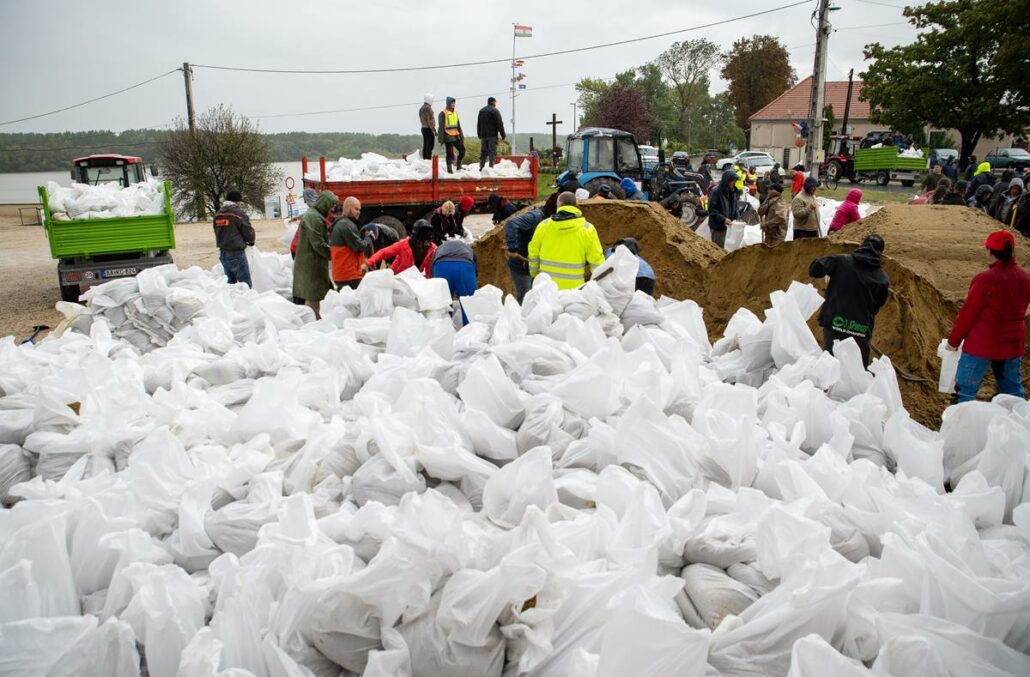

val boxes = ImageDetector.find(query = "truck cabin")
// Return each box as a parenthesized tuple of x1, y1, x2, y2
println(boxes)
(558, 128, 643, 192)
(71, 154, 146, 188)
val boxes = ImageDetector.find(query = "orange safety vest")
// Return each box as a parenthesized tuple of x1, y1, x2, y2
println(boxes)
(444, 110, 460, 137)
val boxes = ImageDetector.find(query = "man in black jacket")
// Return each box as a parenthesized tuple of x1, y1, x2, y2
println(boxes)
(809, 234, 890, 366)
(707, 169, 740, 249)
(477, 97, 507, 170)
(213, 189, 256, 287)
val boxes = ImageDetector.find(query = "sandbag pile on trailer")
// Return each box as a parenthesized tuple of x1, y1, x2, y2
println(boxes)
(308, 152, 531, 182)
(46, 179, 165, 221)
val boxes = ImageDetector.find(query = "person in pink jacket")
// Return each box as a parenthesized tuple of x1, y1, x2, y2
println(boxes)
(829, 188, 863, 232)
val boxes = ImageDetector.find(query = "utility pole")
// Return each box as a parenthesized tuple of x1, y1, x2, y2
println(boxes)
(182, 62, 196, 132)
(546, 114, 563, 168)
(511, 29, 517, 155)
(805, 0, 833, 177)
(570, 102, 577, 132)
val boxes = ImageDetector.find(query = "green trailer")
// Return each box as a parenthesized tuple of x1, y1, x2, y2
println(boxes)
(824, 145, 928, 187)
(38, 181, 176, 302)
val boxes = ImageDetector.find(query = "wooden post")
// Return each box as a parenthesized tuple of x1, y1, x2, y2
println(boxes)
(182, 63, 196, 132)
(546, 114, 563, 168)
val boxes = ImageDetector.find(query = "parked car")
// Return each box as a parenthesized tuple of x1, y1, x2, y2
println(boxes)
(985, 147, 1030, 172)
(670, 151, 692, 170)
(743, 155, 776, 177)
(638, 145, 660, 171)
(716, 151, 773, 170)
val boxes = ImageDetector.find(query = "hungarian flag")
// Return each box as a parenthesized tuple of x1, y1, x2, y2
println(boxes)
(514, 24, 532, 38)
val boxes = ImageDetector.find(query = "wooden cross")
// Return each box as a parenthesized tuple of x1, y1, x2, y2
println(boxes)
(547, 113, 563, 167)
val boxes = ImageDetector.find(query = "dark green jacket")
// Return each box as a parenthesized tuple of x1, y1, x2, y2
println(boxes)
(292, 191, 338, 301)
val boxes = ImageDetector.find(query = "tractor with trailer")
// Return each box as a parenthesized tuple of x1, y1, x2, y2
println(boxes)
(38, 155, 175, 302)
(822, 136, 927, 187)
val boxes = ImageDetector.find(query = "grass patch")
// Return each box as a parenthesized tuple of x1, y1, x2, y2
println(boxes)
(819, 185, 916, 205)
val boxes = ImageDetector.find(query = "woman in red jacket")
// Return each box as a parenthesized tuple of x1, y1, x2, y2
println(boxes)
(829, 189, 863, 232)
(363, 219, 437, 276)
(946, 230, 1030, 402)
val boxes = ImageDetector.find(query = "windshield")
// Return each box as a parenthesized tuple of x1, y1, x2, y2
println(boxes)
(1006, 149, 1030, 158)
(566, 137, 584, 173)
(587, 137, 614, 172)
(83, 165, 127, 186)
(639, 145, 658, 158)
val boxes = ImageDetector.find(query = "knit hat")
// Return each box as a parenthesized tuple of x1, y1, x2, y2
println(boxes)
(459, 196, 474, 212)
(424, 93, 433, 104)
(619, 177, 637, 194)
(597, 185, 612, 197)
(803, 176, 819, 192)
(302, 188, 319, 207)
(1009, 177, 1025, 191)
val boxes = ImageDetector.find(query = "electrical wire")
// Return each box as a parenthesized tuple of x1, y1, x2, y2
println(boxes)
(854, 0, 904, 7)
(194, 1, 814, 75)
(0, 70, 181, 127)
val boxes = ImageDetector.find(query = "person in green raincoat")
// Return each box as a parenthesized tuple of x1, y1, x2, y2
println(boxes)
(292, 190, 339, 318)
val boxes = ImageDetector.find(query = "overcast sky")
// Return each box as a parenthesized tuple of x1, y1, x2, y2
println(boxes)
(0, 0, 925, 137)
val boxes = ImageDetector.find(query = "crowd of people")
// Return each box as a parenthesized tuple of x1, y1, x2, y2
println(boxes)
(923, 161, 1029, 235)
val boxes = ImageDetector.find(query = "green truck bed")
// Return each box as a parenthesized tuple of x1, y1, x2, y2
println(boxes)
(853, 147, 927, 172)
(38, 181, 176, 259)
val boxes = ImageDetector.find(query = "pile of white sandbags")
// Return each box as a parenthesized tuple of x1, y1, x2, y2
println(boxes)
(1, 246, 1028, 677)
(307, 152, 531, 182)
(46, 180, 165, 221)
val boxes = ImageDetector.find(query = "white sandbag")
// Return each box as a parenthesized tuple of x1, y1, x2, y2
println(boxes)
(681, 563, 760, 630)
(940, 401, 1007, 483)
(883, 409, 945, 493)
(787, 633, 872, 676)
(937, 339, 960, 393)
(399, 591, 505, 677)
(351, 454, 426, 507)
(481, 447, 557, 528)
(457, 354, 525, 429)
(0, 444, 31, 504)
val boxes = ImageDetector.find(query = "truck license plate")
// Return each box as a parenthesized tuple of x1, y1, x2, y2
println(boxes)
(101, 267, 139, 278)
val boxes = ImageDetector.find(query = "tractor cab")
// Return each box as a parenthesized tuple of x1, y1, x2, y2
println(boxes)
(71, 154, 147, 188)
(557, 128, 645, 197)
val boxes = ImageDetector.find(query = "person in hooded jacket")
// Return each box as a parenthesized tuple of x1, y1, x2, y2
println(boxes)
(528, 192, 604, 290)
(487, 193, 518, 224)
(432, 237, 478, 324)
(987, 170, 1015, 218)
(790, 163, 807, 196)
(940, 180, 969, 205)
(757, 182, 788, 247)
(213, 190, 256, 287)
(946, 230, 1030, 402)
(829, 189, 863, 232)
(943, 156, 959, 183)
(365, 219, 437, 276)
(437, 97, 465, 173)
(293, 191, 339, 318)
(604, 237, 656, 295)
(619, 177, 644, 200)
(707, 169, 740, 249)
(809, 234, 890, 366)
(505, 205, 549, 302)
(969, 184, 995, 213)
(290, 188, 320, 259)
(360, 222, 400, 255)
(965, 161, 995, 199)
(791, 176, 822, 238)
(996, 178, 1024, 226)
(419, 94, 435, 160)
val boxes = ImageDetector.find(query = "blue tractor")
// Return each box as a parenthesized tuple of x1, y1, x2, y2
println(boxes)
(555, 127, 711, 223)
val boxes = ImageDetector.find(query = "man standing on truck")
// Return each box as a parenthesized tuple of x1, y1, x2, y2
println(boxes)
(438, 97, 465, 174)
(293, 191, 339, 319)
(477, 97, 507, 170)
(330, 197, 369, 290)
(419, 94, 435, 160)
(213, 190, 256, 287)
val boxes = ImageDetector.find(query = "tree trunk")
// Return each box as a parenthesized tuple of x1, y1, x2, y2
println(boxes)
(959, 128, 982, 172)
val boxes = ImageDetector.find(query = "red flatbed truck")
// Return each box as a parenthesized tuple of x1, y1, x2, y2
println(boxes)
(301, 154, 539, 235)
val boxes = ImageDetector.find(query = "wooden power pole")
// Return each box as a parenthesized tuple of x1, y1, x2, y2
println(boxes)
(547, 113, 563, 167)
(182, 62, 196, 132)
(805, 0, 832, 176)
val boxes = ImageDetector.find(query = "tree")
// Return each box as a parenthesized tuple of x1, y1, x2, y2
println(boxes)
(654, 39, 721, 143)
(576, 67, 674, 144)
(861, 0, 1029, 167)
(586, 83, 656, 143)
(720, 35, 796, 145)
(158, 105, 281, 218)
(685, 93, 746, 153)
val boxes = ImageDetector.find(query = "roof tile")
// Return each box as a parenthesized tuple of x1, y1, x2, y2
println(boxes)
(748, 76, 870, 122)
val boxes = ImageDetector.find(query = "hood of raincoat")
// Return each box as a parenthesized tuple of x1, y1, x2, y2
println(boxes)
(974, 161, 992, 176)
(314, 191, 339, 217)
(720, 169, 738, 187)
(845, 188, 863, 204)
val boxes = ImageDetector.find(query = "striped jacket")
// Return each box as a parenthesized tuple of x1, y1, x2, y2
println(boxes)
(527, 206, 604, 290)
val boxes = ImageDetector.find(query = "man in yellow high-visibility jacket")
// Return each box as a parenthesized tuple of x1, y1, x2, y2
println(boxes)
(528, 192, 605, 290)
(437, 96, 465, 174)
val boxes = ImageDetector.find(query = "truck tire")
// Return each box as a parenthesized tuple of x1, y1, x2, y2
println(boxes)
(900, 179, 915, 188)
(370, 214, 407, 238)
(584, 177, 626, 199)
(876, 171, 890, 187)
(60, 283, 80, 303)
(827, 160, 843, 182)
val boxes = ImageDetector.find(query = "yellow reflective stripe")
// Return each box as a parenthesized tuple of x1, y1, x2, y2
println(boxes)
(537, 258, 586, 269)
(540, 270, 586, 281)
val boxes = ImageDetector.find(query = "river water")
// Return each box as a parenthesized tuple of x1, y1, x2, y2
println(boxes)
(0, 161, 306, 208)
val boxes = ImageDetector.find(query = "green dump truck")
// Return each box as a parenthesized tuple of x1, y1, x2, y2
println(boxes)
(39, 155, 176, 302)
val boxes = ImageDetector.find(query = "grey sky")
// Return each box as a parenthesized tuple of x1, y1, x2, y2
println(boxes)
(0, 0, 923, 137)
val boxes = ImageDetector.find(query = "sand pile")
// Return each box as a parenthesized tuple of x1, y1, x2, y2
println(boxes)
(475, 202, 1025, 427)
(474, 199, 724, 299)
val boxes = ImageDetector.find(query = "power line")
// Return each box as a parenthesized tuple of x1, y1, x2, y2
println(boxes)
(194, 1, 813, 75)
(0, 70, 181, 127)
(854, 0, 904, 7)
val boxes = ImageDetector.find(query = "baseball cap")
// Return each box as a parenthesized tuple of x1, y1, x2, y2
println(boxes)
(983, 230, 1015, 252)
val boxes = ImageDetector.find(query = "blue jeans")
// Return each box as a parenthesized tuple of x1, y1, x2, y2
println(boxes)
(508, 260, 533, 303)
(220, 250, 252, 287)
(433, 260, 477, 325)
(954, 353, 1024, 403)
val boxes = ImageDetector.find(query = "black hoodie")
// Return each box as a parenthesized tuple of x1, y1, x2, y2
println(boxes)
(707, 169, 741, 232)
(809, 242, 890, 338)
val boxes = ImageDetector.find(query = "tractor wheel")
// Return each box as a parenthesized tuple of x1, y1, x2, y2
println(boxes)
(371, 214, 407, 238)
(679, 202, 697, 225)
(827, 160, 843, 182)
(876, 170, 890, 186)
(59, 283, 80, 303)
(584, 177, 626, 199)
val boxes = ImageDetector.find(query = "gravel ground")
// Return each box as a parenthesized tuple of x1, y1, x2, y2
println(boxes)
(0, 214, 494, 341)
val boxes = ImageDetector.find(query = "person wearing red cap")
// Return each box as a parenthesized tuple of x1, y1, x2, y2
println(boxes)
(946, 230, 1030, 403)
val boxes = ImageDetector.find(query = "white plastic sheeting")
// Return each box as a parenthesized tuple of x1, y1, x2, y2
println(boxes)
(0, 244, 1028, 677)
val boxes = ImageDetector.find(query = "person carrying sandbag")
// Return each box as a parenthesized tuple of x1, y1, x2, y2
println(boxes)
(944, 230, 1030, 403)
(808, 234, 890, 366)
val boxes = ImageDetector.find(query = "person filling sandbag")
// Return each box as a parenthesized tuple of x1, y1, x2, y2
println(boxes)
(432, 237, 478, 325)
(808, 234, 890, 366)
(945, 230, 1030, 403)
(365, 219, 437, 276)
(604, 237, 655, 296)
(757, 181, 788, 247)
(829, 189, 863, 232)
(527, 192, 604, 290)
(329, 196, 370, 291)
(707, 169, 741, 249)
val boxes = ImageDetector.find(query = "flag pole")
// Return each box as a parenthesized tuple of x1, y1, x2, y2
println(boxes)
(511, 24, 517, 155)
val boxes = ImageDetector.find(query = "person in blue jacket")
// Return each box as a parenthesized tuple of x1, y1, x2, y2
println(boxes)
(619, 177, 645, 200)
(604, 237, 656, 295)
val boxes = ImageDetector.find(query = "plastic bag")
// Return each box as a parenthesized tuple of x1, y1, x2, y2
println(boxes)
(937, 339, 960, 393)
(457, 354, 525, 429)
(0, 444, 31, 504)
(883, 409, 945, 493)
(481, 447, 557, 528)
(681, 563, 760, 630)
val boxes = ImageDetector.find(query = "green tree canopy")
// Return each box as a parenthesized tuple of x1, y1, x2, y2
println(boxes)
(861, 0, 1029, 165)
(654, 39, 721, 142)
(721, 36, 796, 141)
